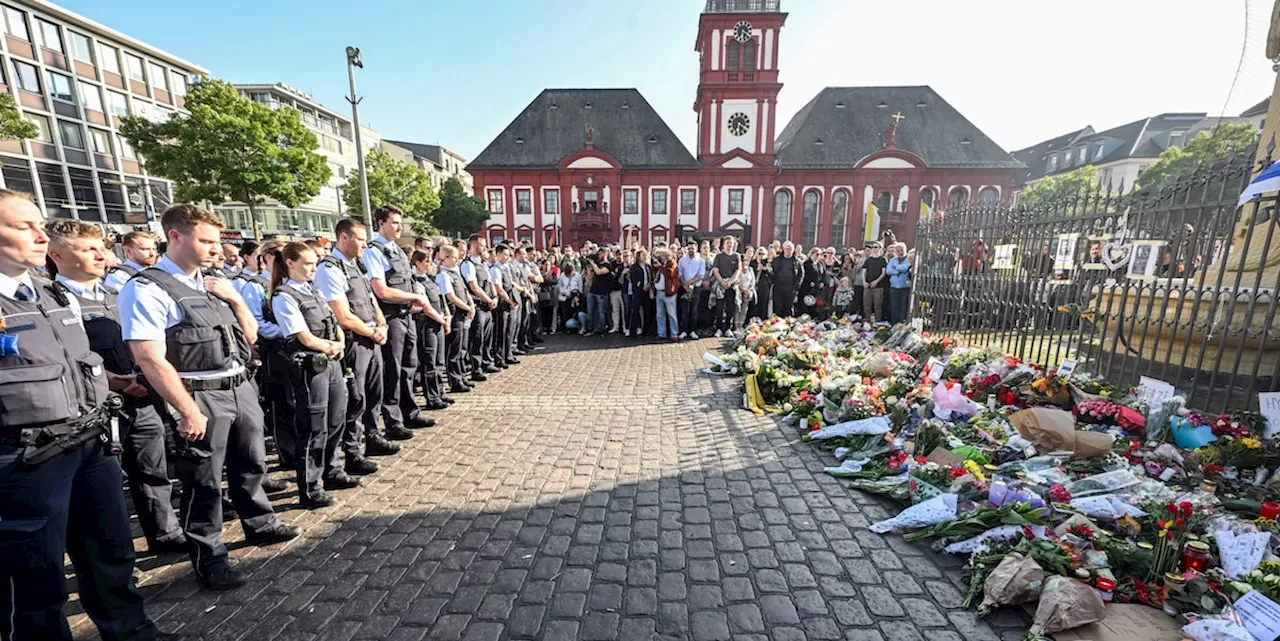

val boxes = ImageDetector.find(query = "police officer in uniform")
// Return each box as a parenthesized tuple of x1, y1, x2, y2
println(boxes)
(0, 191, 175, 640)
(234, 240, 295, 479)
(488, 245, 516, 369)
(220, 243, 242, 279)
(515, 245, 541, 352)
(411, 249, 451, 411)
(103, 230, 159, 293)
(120, 204, 298, 591)
(45, 221, 186, 555)
(269, 242, 358, 509)
(461, 234, 498, 381)
(436, 245, 473, 393)
(314, 219, 400, 465)
(362, 205, 432, 438)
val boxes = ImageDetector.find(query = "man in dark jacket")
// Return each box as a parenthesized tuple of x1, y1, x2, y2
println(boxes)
(770, 241, 801, 318)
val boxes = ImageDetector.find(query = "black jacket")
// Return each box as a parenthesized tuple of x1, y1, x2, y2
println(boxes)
(772, 255, 801, 288)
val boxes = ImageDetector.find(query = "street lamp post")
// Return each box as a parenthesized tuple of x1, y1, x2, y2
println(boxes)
(345, 46, 373, 230)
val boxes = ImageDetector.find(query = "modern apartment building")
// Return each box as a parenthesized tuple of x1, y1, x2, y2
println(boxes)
(213, 82, 379, 240)
(0, 0, 203, 229)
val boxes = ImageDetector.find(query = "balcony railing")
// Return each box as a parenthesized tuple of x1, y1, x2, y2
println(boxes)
(704, 0, 780, 12)
(725, 72, 756, 82)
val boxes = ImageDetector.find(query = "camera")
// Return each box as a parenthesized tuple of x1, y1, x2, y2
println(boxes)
(292, 351, 329, 375)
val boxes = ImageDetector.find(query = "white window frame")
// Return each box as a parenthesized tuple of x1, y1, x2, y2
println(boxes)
(98, 43, 120, 74)
(68, 31, 92, 63)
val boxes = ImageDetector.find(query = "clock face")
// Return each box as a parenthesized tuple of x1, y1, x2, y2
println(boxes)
(727, 112, 750, 137)
(733, 21, 752, 43)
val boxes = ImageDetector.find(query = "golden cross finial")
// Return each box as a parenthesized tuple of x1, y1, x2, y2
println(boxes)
(891, 112, 906, 124)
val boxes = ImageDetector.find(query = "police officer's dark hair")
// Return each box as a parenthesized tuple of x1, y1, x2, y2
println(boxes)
(268, 242, 315, 295)
(413, 236, 431, 249)
(161, 204, 224, 235)
(373, 205, 404, 226)
(240, 240, 259, 258)
(410, 250, 429, 264)
(468, 234, 484, 245)
(494, 244, 511, 255)
(334, 217, 364, 238)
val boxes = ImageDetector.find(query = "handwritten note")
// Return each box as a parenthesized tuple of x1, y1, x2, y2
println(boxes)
(1058, 359, 1077, 380)
(1261, 392, 1280, 439)
(1137, 376, 1175, 405)
(1235, 590, 1280, 641)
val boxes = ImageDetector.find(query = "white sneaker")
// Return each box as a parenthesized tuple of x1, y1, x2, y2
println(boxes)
(609, 327, 618, 334)
(679, 332, 688, 339)
(690, 332, 699, 340)
(714, 329, 723, 338)
(579, 327, 586, 335)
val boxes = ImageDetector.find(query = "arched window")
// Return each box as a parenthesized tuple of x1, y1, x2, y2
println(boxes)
(947, 186, 968, 210)
(920, 187, 936, 208)
(726, 41, 741, 71)
(743, 40, 757, 71)
(876, 191, 893, 213)
(978, 186, 1000, 206)
(829, 190, 849, 247)
(801, 190, 820, 246)
(772, 190, 792, 242)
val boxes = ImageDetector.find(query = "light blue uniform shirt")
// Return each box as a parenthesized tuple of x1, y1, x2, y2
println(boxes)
(102, 259, 146, 293)
(315, 248, 378, 327)
(117, 255, 244, 379)
(361, 235, 400, 284)
(271, 279, 315, 337)
(435, 270, 454, 297)
(236, 270, 285, 341)
(0, 271, 82, 320)
(55, 275, 106, 303)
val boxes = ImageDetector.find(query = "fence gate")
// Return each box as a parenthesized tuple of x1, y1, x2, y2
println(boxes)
(912, 152, 1280, 412)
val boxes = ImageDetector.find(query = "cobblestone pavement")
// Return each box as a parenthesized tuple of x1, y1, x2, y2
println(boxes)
(71, 335, 1028, 641)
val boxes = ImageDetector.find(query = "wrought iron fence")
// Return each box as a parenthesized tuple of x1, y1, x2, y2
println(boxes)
(912, 150, 1280, 412)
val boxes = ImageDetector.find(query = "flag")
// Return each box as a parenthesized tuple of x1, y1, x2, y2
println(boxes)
(864, 201, 880, 242)
(1238, 161, 1280, 207)
(920, 199, 932, 222)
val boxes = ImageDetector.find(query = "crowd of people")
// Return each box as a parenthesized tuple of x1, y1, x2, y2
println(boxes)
(0, 184, 919, 639)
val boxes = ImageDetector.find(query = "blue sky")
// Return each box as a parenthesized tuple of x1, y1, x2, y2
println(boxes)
(57, 0, 1275, 161)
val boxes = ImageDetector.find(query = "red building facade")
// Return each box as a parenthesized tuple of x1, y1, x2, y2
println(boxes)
(467, 1, 1022, 251)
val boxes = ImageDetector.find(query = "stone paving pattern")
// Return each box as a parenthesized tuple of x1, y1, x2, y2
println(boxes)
(71, 336, 1030, 641)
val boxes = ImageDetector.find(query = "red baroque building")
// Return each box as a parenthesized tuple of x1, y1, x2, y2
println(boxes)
(467, 0, 1023, 250)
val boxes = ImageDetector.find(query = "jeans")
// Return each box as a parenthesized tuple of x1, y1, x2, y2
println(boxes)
(609, 290, 623, 331)
(679, 285, 701, 333)
(889, 287, 911, 324)
(587, 293, 607, 333)
(626, 290, 647, 334)
(656, 292, 679, 338)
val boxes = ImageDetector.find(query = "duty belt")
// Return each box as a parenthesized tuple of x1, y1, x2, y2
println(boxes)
(182, 371, 249, 392)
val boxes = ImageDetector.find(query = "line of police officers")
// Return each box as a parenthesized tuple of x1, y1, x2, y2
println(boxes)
(0, 197, 545, 639)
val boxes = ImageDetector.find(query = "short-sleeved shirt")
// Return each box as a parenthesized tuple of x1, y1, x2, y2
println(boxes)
(713, 253, 741, 281)
(117, 255, 244, 379)
(361, 235, 400, 283)
(862, 256, 888, 286)
(272, 279, 316, 337)
(102, 259, 146, 293)
(488, 263, 504, 289)
(435, 271, 454, 297)
(0, 271, 82, 319)
(237, 270, 286, 341)
(314, 249, 378, 321)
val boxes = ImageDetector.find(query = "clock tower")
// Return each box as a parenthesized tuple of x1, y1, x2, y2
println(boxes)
(693, 0, 787, 162)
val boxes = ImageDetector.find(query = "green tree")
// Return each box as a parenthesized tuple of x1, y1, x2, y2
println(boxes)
(0, 93, 37, 141)
(1137, 122, 1258, 193)
(432, 177, 488, 237)
(119, 78, 330, 241)
(343, 147, 439, 235)
(1018, 164, 1100, 211)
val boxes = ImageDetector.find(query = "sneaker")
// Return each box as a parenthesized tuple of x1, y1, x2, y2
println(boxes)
(324, 474, 361, 491)
(690, 332, 699, 340)
(244, 523, 301, 546)
(299, 492, 335, 510)
(578, 328, 586, 335)
(365, 435, 400, 456)
(345, 456, 378, 476)
(609, 327, 618, 334)
(197, 565, 247, 591)
(714, 329, 722, 338)
(671, 336, 679, 343)
(679, 332, 688, 339)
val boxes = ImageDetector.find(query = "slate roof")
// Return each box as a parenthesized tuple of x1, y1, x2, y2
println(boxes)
(468, 89, 698, 170)
(1012, 112, 1207, 185)
(1241, 97, 1270, 118)
(385, 140, 446, 167)
(1011, 127, 1094, 185)
(774, 86, 1022, 170)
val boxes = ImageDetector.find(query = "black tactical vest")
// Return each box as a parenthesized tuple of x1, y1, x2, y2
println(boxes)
(272, 284, 341, 351)
(235, 270, 268, 291)
(135, 268, 251, 373)
(466, 255, 495, 303)
(442, 267, 467, 317)
(497, 261, 520, 300)
(0, 275, 109, 428)
(373, 240, 414, 315)
(417, 273, 446, 326)
(320, 255, 376, 325)
(58, 282, 135, 376)
(109, 263, 139, 280)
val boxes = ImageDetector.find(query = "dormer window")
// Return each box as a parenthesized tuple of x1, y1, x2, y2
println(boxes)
(621, 102, 629, 109)
(960, 138, 972, 145)
(876, 101, 887, 109)
(549, 103, 558, 110)
(814, 138, 825, 146)
(648, 135, 658, 143)
(1093, 143, 1105, 160)
(515, 137, 524, 144)
(916, 100, 928, 108)
(835, 101, 846, 109)
(584, 102, 592, 110)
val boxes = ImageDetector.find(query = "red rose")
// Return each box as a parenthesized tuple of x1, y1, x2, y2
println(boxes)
(1179, 501, 1193, 516)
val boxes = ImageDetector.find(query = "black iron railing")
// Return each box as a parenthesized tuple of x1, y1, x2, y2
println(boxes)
(912, 149, 1280, 412)
(705, 0, 781, 13)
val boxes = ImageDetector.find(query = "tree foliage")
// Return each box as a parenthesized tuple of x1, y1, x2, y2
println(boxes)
(119, 77, 330, 239)
(0, 93, 37, 141)
(343, 147, 439, 235)
(432, 177, 488, 237)
(1137, 122, 1258, 193)
(1018, 165, 1099, 210)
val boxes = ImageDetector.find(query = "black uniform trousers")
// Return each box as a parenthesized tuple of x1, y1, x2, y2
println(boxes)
(176, 381, 280, 577)
(120, 395, 183, 546)
(343, 336, 383, 459)
(469, 305, 493, 371)
(520, 297, 535, 348)
(260, 343, 295, 467)
(491, 303, 512, 366)
(289, 358, 347, 500)
(0, 439, 157, 641)
(420, 321, 445, 403)
(447, 313, 470, 390)
(380, 314, 418, 432)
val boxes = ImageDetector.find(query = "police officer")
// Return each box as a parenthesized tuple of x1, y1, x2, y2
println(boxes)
(461, 234, 498, 381)
(234, 240, 295, 479)
(235, 241, 260, 282)
(488, 244, 516, 369)
(314, 219, 401, 466)
(436, 245, 473, 393)
(120, 204, 299, 591)
(410, 249, 450, 411)
(102, 230, 159, 293)
(0, 191, 175, 640)
(270, 242, 358, 509)
(515, 245, 542, 351)
(221, 242, 243, 279)
(361, 205, 430, 437)
(45, 221, 186, 556)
